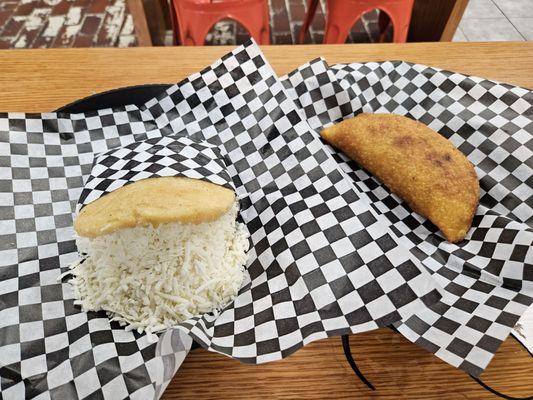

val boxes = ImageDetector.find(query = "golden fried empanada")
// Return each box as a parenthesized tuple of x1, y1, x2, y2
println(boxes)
(321, 113, 479, 242)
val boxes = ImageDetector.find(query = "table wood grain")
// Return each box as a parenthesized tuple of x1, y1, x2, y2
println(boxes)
(169, 329, 532, 400)
(1, 42, 533, 112)
(0, 42, 531, 399)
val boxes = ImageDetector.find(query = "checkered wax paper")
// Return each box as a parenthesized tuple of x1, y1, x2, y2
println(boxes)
(2, 38, 529, 400)
(77, 134, 234, 210)
(0, 41, 442, 399)
(0, 107, 193, 399)
(280, 58, 533, 376)
(140, 40, 441, 364)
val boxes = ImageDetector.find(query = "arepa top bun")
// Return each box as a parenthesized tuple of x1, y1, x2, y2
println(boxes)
(74, 176, 236, 238)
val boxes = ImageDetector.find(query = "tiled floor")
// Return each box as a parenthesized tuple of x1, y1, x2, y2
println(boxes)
(0, 0, 137, 48)
(453, 0, 532, 41)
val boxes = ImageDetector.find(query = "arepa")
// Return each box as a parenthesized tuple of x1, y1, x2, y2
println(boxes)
(70, 176, 249, 333)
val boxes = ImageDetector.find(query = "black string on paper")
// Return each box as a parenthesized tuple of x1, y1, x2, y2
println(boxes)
(342, 334, 533, 400)
(341, 335, 375, 391)
(469, 336, 533, 400)
(470, 376, 533, 400)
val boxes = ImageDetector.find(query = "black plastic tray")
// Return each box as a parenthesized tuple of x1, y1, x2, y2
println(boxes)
(55, 84, 172, 113)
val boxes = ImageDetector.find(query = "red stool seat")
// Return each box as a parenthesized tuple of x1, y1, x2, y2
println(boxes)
(171, 0, 270, 46)
(299, 0, 414, 44)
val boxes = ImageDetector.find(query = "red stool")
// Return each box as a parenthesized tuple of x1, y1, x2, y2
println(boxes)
(299, 0, 414, 44)
(170, 0, 270, 46)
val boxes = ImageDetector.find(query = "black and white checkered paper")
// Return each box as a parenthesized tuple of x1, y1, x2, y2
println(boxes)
(0, 107, 194, 399)
(0, 42, 441, 399)
(280, 57, 533, 376)
(78, 134, 234, 209)
(141, 41, 444, 363)
(0, 40, 531, 399)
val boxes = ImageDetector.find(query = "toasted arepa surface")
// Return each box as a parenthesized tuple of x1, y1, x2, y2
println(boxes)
(74, 176, 235, 238)
(321, 113, 479, 242)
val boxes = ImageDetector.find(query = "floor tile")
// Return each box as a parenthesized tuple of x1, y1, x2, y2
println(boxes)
(460, 17, 525, 41)
(0, 0, 136, 48)
(509, 18, 533, 40)
(452, 27, 468, 41)
(493, 0, 533, 18)
(462, 0, 504, 19)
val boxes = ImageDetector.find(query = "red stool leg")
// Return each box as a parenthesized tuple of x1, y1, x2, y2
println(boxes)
(324, 0, 363, 44)
(299, 0, 320, 44)
(323, 0, 414, 44)
(241, 0, 270, 44)
(172, 0, 226, 45)
(380, 0, 414, 43)
(261, 0, 271, 44)
(172, 0, 198, 45)
(178, 8, 220, 45)
(222, 0, 270, 44)
(189, 20, 217, 46)
(391, 15, 408, 42)
(172, 0, 272, 46)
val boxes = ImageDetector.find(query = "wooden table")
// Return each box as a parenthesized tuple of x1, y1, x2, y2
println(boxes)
(1, 42, 532, 399)
(1, 42, 533, 112)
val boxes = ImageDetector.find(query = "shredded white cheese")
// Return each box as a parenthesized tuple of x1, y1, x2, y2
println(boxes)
(68, 201, 249, 334)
